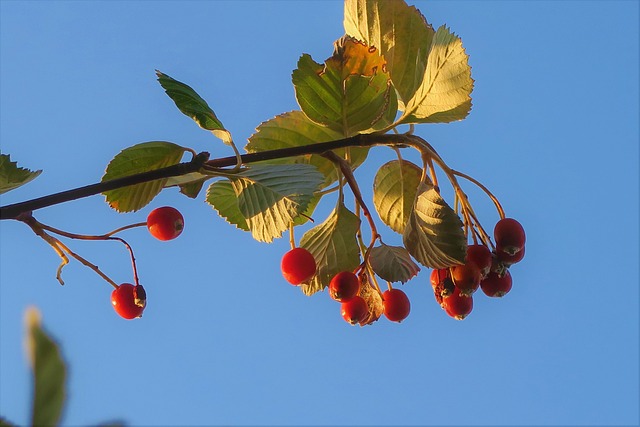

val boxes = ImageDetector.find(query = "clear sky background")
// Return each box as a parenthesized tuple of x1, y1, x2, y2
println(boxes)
(1, 1, 638, 426)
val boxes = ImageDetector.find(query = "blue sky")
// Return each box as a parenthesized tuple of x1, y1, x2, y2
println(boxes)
(1, 1, 638, 425)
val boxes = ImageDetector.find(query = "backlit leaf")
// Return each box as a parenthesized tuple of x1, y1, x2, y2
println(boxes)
(299, 203, 361, 296)
(403, 182, 466, 268)
(102, 141, 186, 212)
(344, 0, 435, 108)
(245, 110, 369, 187)
(24, 307, 66, 427)
(369, 243, 420, 283)
(401, 25, 473, 123)
(373, 159, 422, 234)
(156, 70, 232, 145)
(292, 36, 397, 136)
(0, 153, 42, 195)
(229, 164, 324, 242)
(206, 179, 249, 231)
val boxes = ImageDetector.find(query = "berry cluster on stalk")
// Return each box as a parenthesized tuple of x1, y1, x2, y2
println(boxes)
(430, 218, 526, 320)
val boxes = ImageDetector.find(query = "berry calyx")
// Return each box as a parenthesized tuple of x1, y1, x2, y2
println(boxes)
(341, 296, 369, 325)
(111, 283, 146, 319)
(496, 245, 525, 266)
(280, 247, 317, 285)
(382, 288, 411, 322)
(494, 218, 525, 255)
(442, 288, 473, 320)
(466, 244, 493, 278)
(480, 270, 513, 297)
(147, 206, 184, 241)
(450, 263, 481, 296)
(328, 271, 360, 302)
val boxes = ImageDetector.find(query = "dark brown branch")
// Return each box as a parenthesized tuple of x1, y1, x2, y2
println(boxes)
(0, 133, 404, 220)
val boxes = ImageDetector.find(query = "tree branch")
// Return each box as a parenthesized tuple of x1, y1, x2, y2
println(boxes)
(0, 133, 405, 220)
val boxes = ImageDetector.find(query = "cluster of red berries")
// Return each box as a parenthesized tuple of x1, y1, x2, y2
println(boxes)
(431, 217, 526, 320)
(281, 247, 411, 325)
(111, 206, 184, 320)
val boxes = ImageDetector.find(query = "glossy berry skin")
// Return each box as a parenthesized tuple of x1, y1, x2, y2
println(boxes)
(494, 218, 526, 255)
(281, 248, 316, 285)
(466, 244, 493, 278)
(328, 271, 360, 302)
(147, 206, 184, 241)
(341, 296, 369, 325)
(442, 288, 473, 320)
(481, 270, 513, 297)
(382, 289, 411, 322)
(450, 263, 481, 296)
(111, 283, 146, 319)
(496, 245, 525, 266)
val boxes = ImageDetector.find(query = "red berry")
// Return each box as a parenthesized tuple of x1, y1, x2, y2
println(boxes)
(494, 218, 525, 255)
(481, 270, 513, 297)
(442, 288, 473, 320)
(328, 271, 360, 302)
(496, 245, 525, 266)
(280, 248, 316, 285)
(111, 283, 146, 319)
(147, 206, 184, 241)
(466, 244, 493, 278)
(430, 268, 449, 289)
(382, 289, 411, 322)
(341, 296, 369, 325)
(430, 269, 454, 307)
(450, 263, 481, 296)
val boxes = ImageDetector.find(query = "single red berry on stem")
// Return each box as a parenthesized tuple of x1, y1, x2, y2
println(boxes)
(450, 263, 481, 296)
(442, 288, 473, 320)
(341, 296, 368, 325)
(281, 247, 316, 285)
(328, 271, 360, 302)
(147, 206, 184, 241)
(382, 288, 411, 322)
(481, 270, 513, 297)
(466, 244, 493, 278)
(494, 218, 526, 255)
(111, 283, 146, 319)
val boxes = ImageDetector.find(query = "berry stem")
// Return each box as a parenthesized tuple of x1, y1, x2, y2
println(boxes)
(451, 169, 506, 220)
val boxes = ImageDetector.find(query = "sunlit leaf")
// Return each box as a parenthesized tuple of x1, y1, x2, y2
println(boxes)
(156, 70, 232, 145)
(245, 110, 369, 187)
(205, 179, 249, 231)
(369, 243, 420, 283)
(299, 203, 361, 295)
(229, 164, 324, 242)
(401, 25, 473, 123)
(292, 36, 397, 135)
(344, 0, 435, 108)
(24, 307, 66, 427)
(403, 182, 466, 268)
(102, 141, 186, 212)
(0, 153, 42, 195)
(373, 159, 423, 234)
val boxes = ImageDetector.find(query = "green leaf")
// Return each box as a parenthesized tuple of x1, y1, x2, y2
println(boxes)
(24, 307, 66, 427)
(369, 243, 420, 283)
(372, 159, 422, 234)
(299, 202, 361, 296)
(403, 182, 467, 269)
(0, 153, 42, 195)
(245, 110, 369, 187)
(205, 179, 249, 231)
(292, 36, 397, 136)
(401, 25, 473, 123)
(344, 0, 435, 108)
(156, 70, 232, 145)
(102, 141, 186, 212)
(229, 164, 324, 242)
